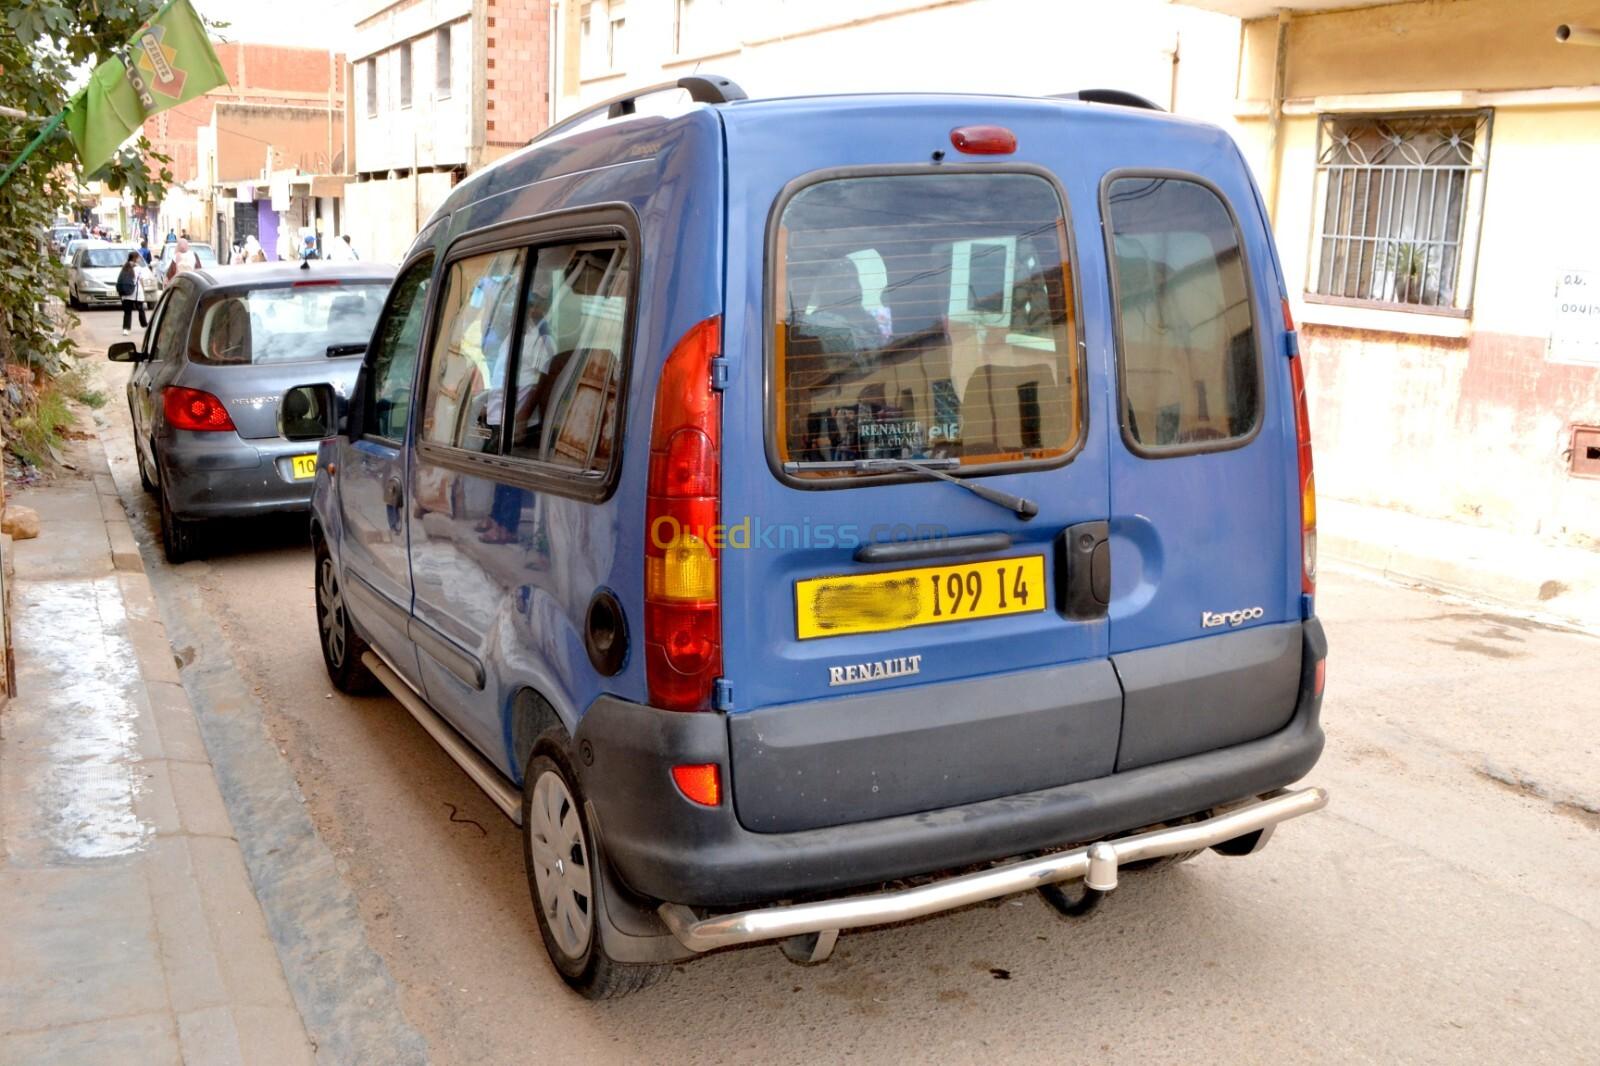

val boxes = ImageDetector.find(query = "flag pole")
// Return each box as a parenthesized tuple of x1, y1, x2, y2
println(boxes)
(0, 108, 69, 191)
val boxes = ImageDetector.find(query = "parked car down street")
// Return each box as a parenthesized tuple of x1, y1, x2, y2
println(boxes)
(67, 243, 139, 309)
(108, 260, 394, 563)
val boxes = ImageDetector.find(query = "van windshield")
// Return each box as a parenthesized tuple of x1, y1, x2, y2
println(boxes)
(192, 282, 387, 365)
(775, 172, 1079, 477)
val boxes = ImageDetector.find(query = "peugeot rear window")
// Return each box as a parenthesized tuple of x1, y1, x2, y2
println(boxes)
(191, 283, 388, 365)
(774, 171, 1080, 477)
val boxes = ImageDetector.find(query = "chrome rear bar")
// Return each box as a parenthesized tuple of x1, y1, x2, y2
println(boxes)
(659, 786, 1328, 953)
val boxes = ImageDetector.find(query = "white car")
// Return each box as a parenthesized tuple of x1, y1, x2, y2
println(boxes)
(67, 244, 137, 309)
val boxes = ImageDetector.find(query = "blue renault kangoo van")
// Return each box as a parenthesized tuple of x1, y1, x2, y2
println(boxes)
(282, 77, 1329, 998)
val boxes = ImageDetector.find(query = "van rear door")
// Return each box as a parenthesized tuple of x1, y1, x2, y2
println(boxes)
(718, 104, 1121, 836)
(1101, 168, 1304, 770)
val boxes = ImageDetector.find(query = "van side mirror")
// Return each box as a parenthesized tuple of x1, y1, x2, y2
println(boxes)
(107, 341, 141, 362)
(279, 383, 345, 441)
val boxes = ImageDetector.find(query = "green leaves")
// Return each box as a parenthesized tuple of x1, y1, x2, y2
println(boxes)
(0, 0, 178, 373)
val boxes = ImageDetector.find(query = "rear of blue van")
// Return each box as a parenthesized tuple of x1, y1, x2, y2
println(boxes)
(575, 96, 1324, 916)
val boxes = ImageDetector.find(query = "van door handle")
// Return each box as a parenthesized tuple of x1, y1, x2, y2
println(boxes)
(1057, 521, 1110, 620)
(383, 477, 403, 507)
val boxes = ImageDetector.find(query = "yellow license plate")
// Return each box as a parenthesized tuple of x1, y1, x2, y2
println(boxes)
(290, 454, 318, 480)
(796, 555, 1047, 640)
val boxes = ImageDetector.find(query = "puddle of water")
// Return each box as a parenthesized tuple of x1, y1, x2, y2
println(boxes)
(4, 578, 151, 863)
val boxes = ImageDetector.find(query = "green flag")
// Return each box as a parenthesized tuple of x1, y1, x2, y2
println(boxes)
(63, 0, 227, 173)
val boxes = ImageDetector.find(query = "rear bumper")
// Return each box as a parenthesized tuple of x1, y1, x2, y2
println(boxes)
(160, 432, 319, 518)
(659, 786, 1328, 952)
(575, 618, 1328, 909)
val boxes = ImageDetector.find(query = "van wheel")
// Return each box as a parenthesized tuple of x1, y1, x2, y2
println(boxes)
(314, 539, 378, 695)
(523, 739, 669, 999)
(158, 477, 201, 564)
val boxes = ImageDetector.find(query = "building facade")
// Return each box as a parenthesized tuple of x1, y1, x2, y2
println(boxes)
(554, 0, 1242, 125)
(1182, 0, 1600, 547)
(142, 42, 347, 258)
(348, 0, 554, 264)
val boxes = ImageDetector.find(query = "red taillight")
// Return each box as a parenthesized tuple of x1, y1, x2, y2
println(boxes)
(950, 125, 1018, 155)
(645, 317, 722, 712)
(671, 763, 722, 807)
(163, 385, 237, 432)
(1285, 299, 1315, 596)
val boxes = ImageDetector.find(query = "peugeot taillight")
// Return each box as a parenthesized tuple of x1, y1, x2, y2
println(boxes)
(645, 317, 722, 711)
(163, 385, 236, 432)
(1284, 299, 1315, 596)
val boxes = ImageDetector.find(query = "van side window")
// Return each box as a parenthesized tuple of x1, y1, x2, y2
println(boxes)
(1106, 176, 1260, 453)
(774, 172, 1081, 477)
(366, 256, 434, 441)
(507, 241, 630, 473)
(419, 248, 526, 454)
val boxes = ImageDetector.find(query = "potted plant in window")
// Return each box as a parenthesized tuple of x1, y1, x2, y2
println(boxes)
(1384, 242, 1434, 305)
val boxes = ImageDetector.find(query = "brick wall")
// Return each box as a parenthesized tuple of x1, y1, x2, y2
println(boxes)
(143, 42, 347, 183)
(484, 0, 552, 149)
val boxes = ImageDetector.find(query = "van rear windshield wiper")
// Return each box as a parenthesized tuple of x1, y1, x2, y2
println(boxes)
(326, 343, 366, 358)
(784, 457, 1039, 520)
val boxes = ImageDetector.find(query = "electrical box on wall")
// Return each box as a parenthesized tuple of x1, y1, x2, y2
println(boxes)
(1572, 426, 1600, 479)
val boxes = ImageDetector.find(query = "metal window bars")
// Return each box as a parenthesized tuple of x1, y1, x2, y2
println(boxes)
(1311, 111, 1491, 310)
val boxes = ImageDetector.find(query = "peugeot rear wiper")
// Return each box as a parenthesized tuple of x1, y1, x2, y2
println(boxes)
(784, 457, 1038, 520)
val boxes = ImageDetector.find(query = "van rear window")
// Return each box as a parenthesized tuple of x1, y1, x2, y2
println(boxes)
(774, 172, 1080, 477)
(1105, 176, 1260, 452)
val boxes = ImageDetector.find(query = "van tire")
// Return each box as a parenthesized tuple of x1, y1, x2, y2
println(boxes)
(314, 538, 379, 695)
(523, 738, 670, 999)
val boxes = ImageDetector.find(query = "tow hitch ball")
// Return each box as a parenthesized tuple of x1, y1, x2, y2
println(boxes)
(1039, 842, 1115, 918)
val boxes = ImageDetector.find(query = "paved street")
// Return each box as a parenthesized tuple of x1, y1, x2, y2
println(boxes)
(76, 306, 1600, 1064)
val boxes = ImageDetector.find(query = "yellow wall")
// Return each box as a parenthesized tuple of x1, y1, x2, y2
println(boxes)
(1240, 0, 1600, 100)
(1230, 0, 1600, 542)
(1472, 107, 1600, 337)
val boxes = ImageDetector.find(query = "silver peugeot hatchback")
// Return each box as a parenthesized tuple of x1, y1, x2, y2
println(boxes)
(109, 261, 394, 562)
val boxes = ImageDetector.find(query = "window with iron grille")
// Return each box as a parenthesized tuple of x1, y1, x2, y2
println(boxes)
(1309, 111, 1491, 312)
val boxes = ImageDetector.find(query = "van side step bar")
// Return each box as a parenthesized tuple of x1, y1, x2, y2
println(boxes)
(362, 651, 523, 825)
(658, 786, 1328, 954)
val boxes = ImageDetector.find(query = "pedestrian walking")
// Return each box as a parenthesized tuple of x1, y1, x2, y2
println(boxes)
(138, 239, 152, 264)
(324, 234, 360, 262)
(243, 234, 266, 263)
(116, 253, 148, 334)
(135, 253, 158, 313)
(166, 237, 200, 282)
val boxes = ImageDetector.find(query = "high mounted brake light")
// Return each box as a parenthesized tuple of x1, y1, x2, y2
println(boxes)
(644, 317, 723, 711)
(950, 125, 1018, 155)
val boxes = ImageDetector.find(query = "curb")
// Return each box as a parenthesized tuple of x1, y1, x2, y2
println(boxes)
(1322, 529, 1600, 631)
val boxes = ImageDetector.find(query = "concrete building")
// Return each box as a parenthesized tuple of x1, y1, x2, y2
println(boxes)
(1176, 0, 1600, 548)
(142, 42, 347, 257)
(553, 0, 1244, 126)
(347, 0, 554, 264)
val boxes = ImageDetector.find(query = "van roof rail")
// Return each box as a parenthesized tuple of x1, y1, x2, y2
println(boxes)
(1052, 88, 1165, 111)
(529, 74, 748, 146)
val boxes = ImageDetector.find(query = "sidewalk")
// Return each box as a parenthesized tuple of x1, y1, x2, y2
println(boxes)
(0, 441, 314, 1064)
(1321, 497, 1600, 629)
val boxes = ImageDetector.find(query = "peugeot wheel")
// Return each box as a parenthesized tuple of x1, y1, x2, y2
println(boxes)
(522, 737, 667, 999)
(314, 538, 378, 694)
(157, 476, 201, 564)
